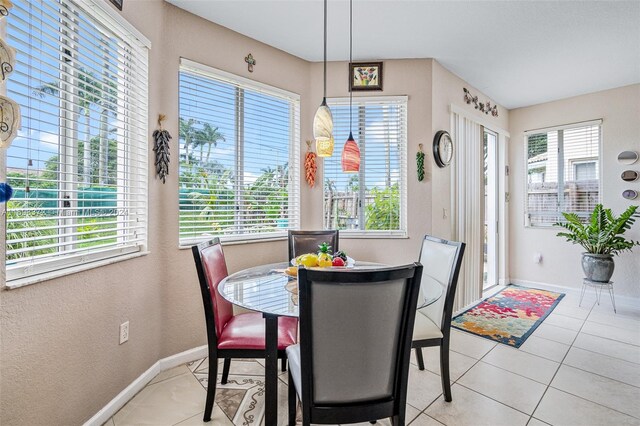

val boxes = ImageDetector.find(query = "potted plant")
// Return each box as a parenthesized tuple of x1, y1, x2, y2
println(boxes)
(555, 204, 640, 282)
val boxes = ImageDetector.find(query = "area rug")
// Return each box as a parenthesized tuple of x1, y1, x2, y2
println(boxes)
(451, 285, 565, 348)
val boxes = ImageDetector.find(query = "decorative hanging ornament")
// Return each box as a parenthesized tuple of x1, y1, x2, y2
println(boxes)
(417, 143, 425, 181)
(0, 182, 13, 203)
(0, 0, 13, 17)
(152, 114, 171, 184)
(0, 36, 16, 81)
(304, 140, 317, 187)
(0, 95, 21, 148)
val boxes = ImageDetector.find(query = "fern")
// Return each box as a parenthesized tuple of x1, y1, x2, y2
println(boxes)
(554, 204, 640, 255)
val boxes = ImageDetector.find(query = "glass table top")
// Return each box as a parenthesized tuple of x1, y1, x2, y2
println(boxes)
(219, 262, 443, 317)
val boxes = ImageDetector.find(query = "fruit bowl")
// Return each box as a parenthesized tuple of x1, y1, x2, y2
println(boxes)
(290, 255, 355, 268)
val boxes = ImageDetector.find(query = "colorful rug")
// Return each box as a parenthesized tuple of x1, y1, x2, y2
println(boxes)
(451, 286, 565, 348)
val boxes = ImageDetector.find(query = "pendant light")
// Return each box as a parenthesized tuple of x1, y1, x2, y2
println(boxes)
(314, 0, 334, 157)
(341, 0, 360, 172)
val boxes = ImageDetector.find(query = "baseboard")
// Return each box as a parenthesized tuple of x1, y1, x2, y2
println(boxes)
(83, 345, 207, 426)
(510, 279, 640, 306)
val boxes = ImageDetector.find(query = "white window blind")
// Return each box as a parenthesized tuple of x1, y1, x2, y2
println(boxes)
(525, 121, 601, 227)
(324, 96, 407, 236)
(178, 60, 300, 245)
(5, 0, 149, 283)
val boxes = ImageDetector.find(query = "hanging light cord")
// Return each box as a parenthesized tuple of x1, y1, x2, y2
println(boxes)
(349, 0, 353, 134)
(323, 0, 327, 101)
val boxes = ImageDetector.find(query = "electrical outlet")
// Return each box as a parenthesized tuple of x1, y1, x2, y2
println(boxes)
(119, 321, 129, 344)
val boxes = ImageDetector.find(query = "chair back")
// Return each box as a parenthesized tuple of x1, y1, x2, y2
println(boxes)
(297, 264, 422, 423)
(417, 235, 465, 331)
(288, 230, 339, 260)
(192, 238, 234, 344)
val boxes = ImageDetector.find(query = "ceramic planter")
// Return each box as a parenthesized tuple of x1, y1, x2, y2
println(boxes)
(581, 253, 614, 282)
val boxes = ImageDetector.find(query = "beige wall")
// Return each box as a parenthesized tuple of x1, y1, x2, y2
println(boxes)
(0, 1, 311, 424)
(509, 84, 640, 298)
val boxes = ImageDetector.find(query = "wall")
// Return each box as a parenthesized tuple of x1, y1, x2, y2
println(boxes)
(0, 1, 311, 424)
(509, 84, 640, 298)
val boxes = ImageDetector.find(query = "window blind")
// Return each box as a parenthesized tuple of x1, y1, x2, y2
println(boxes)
(178, 60, 300, 245)
(5, 0, 149, 282)
(525, 121, 601, 227)
(324, 97, 407, 236)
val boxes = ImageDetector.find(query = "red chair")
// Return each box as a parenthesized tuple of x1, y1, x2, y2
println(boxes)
(192, 238, 298, 422)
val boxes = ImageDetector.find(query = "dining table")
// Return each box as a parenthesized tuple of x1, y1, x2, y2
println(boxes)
(218, 261, 442, 426)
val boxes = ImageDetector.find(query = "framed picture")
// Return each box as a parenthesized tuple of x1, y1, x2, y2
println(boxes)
(350, 62, 383, 91)
(108, 0, 123, 11)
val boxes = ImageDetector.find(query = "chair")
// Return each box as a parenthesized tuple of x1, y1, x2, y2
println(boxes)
(288, 230, 339, 260)
(192, 238, 298, 422)
(412, 235, 465, 402)
(287, 263, 423, 426)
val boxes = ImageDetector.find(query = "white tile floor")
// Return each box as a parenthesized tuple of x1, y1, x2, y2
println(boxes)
(108, 288, 640, 426)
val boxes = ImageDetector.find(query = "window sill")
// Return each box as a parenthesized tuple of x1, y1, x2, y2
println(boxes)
(4, 251, 150, 290)
(178, 235, 288, 250)
(340, 232, 408, 239)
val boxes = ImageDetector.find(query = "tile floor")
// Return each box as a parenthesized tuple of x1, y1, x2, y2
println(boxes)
(107, 288, 640, 426)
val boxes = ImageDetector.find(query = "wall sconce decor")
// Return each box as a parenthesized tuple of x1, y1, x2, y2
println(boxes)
(463, 88, 498, 117)
(0, 95, 20, 148)
(0, 0, 13, 17)
(0, 36, 15, 81)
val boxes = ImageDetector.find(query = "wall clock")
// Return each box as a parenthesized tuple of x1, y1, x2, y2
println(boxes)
(433, 130, 453, 168)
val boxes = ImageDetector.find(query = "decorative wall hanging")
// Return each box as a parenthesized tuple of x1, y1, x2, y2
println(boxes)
(0, 95, 20, 148)
(622, 189, 638, 200)
(621, 170, 639, 182)
(107, 0, 123, 11)
(463, 88, 498, 117)
(0, 0, 13, 17)
(304, 140, 317, 187)
(350, 62, 383, 91)
(313, 0, 334, 157)
(341, 0, 360, 173)
(152, 114, 171, 184)
(244, 53, 256, 73)
(416, 143, 425, 181)
(0, 36, 16, 81)
(617, 151, 639, 165)
(0, 182, 13, 203)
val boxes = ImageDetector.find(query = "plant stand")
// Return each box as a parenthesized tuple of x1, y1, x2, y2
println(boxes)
(580, 279, 616, 313)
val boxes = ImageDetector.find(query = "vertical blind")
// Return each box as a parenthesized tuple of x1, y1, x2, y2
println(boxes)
(178, 60, 300, 244)
(324, 97, 407, 235)
(5, 0, 149, 282)
(525, 121, 601, 226)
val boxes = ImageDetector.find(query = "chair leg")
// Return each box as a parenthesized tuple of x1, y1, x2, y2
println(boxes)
(203, 355, 218, 422)
(281, 356, 287, 372)
(288, 370, 297, 426)
(221, 358, 231, 384)
(415, 347, 425, 370)
(391, 414, 404, 426)
(440, 342, 452, 402)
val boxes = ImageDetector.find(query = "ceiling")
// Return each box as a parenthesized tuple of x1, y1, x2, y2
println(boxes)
(166, 0, 640, 109)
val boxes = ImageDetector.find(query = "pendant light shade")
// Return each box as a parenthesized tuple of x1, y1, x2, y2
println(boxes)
(341, 132, 360, 172)
(315, 0, 334, 157)
(314, 100, 334, 157)
(341, 0, 360, 172)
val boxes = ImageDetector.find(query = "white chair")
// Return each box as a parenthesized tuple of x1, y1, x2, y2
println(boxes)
(412, 235, 465, 402)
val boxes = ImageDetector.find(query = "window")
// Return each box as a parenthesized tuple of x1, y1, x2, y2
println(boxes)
(525, 121, 601, 227)
(5, 0, 149, 284)
(178, 60, 300, 245)
(323, 97, 407, 236)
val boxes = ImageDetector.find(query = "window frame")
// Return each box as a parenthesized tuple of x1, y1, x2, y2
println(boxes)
(177, 59, 301, 246)
(4, 0, 150, 288)
(323, 96, 408, 238)
(523, 119, 602, 228)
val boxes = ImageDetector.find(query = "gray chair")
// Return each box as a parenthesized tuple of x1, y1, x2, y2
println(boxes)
(288, 230, 339, 260)
(287, 263, 423, 426)
(412, 235, 465, 402)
